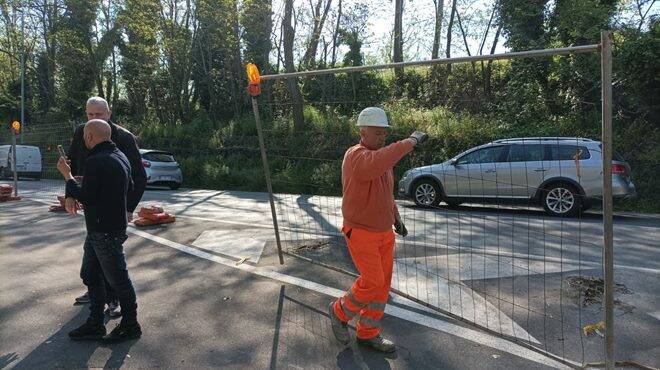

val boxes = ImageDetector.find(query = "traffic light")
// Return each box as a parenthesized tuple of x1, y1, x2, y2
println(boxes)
(10, 120, 21, 135)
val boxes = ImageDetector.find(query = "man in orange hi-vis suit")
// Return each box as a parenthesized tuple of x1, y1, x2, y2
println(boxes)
(329, 107, 428, 352)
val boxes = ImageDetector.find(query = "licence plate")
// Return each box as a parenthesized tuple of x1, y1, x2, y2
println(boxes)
(159, 176, 173, 181)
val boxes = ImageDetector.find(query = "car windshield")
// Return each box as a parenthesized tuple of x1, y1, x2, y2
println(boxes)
(143, 152, 175, 162)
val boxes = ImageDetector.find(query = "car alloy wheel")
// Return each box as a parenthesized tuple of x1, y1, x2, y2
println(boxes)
(545, 186, 576, 215)
(414, 182, 437, 206)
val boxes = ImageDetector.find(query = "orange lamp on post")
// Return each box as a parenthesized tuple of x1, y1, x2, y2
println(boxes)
(245, 62, 284, 264)
(10, 120, 21, 135)
(246, 63, 261, 97)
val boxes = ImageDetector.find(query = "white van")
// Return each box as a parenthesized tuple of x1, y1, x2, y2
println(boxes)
(0, 145, 42, 179)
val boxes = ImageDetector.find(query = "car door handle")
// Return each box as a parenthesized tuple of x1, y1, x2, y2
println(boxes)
(484, 169, 496, 173)
(533, 169, 547, 172)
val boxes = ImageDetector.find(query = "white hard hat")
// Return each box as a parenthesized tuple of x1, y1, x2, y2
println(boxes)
(356, 107, 390, 127)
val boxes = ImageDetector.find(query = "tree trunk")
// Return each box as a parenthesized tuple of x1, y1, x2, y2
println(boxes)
(485, 24, 502, 95)
(393, 0, 404, 78)
(276, 21, 284, 72)
(283, 0, 305, 131)
(479, 5, 496, 55)
(456, 10, 477, 110)
(302, 0, 332, 69)
(478, 5, 496, 81)
(330, 0, 342, 67)
(111, 46, 119, 107)
(431, 0, 444, 60)
(445, 0, 457, 76)
(456, 11, 471, 57)
(230, 0, 244, 117)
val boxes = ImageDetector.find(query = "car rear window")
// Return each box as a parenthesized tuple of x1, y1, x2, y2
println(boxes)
(143, 152, 175, 162)
(545, 145, 590, 160)
(598, 144, 625, 161)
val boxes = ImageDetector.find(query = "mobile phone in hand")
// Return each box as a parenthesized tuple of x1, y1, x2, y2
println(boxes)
(57, 145, 66, 158)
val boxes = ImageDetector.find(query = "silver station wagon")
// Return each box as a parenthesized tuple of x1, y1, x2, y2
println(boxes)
(398, 137, 637, 216)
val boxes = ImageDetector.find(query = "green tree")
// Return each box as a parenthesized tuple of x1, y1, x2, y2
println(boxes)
(193, 0, 244, 123)
(119, 0, 160, 125)
(156, 0, 195, 125)
(337, 2, 369, 67)
(55, 0, 99, 117)
(241, 0, 272, 111)
(241, 0, 271, 71)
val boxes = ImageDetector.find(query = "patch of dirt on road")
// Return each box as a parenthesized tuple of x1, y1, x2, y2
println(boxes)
(565, 275, 634, 312)
(292, 240, 331, 253)
(285, 237, 358, 274)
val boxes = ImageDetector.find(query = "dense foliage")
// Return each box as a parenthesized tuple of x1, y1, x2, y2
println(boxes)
(1, 0, 657, 211)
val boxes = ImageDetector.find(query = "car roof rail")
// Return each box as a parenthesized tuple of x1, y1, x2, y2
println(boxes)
(491, 137, 594, 144)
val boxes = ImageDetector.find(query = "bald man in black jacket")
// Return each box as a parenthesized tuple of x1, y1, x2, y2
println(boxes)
(67, 97, 146, 315)
(58, 119, 141, 343)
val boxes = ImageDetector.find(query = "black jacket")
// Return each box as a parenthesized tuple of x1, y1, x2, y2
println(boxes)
(68, 122, 146, 212)
(66, 141, 132, 234)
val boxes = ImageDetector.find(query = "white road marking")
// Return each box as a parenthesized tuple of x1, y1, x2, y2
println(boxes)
(127, 226, 573, 369)
(649, 311, 660, 322)
(393, 257, 540, 344)
(192, 229, 267, 263)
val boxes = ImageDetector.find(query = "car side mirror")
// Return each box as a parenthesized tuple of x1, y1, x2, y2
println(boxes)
(450, 158, 458, 166)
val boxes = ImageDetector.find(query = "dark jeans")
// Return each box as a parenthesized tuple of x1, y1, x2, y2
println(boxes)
(104, 280, 118, 304)
(81, 231, 137, 325)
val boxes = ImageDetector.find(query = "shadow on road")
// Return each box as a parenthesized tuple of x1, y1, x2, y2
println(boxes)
(401, 202, 647, 222)
(12, 306, 137, 369)
(0, 353, 19, 369)
(268, 286, 423, 370)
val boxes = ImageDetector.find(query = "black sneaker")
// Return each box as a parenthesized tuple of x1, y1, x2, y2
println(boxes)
(75, 291, 90, 304)
(102, 322, 142, 343)
(69, 320, 106, 341)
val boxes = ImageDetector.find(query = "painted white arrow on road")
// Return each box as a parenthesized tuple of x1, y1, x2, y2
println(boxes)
(392, 253, 592, 344)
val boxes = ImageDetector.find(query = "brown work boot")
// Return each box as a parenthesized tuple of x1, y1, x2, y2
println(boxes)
(328, 302, 350, 345)
(357, 335, 396, 353)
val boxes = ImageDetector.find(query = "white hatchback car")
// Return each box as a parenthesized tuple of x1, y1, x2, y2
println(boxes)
(140, 149, 183, 190)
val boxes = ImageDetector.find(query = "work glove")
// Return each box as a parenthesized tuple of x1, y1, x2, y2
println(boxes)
(409, 131, 428, 146)
(394, 216, 408, 237)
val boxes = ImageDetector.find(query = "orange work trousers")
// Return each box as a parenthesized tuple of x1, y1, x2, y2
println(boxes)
(333, 226, 395, 339)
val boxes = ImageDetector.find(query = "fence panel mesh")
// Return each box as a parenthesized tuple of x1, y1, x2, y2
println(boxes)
(0, 49, 620, 368)
(257, 55, 610, 366)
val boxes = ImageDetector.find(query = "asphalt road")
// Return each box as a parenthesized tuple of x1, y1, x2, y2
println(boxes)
(1, 180, 658, 369)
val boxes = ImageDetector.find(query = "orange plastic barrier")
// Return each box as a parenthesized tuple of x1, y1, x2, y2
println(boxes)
(49, 195, 83, 212)
(133, 205, 175, 227)
(0, 185, 21, 202)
